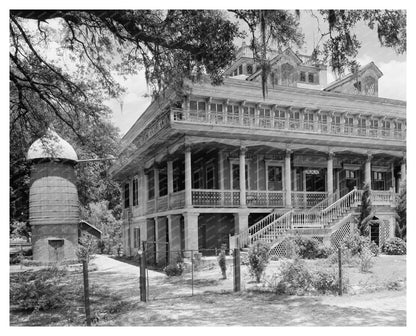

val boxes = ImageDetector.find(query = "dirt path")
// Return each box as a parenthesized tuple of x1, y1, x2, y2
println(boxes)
(89, 255, 406, 326)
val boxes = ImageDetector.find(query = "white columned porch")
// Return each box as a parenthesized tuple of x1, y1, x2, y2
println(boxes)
(365, 154, 372, 187)
(185, 145, 193, 208)
(327, 152, 334, 195)
(285, 150, 292, 207)
(239, 146, 247, 208)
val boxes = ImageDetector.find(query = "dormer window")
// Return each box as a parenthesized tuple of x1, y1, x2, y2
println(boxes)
(281, 63, 296, 86)
(363, 76, 376, 96)
(308, 73, 314, 83)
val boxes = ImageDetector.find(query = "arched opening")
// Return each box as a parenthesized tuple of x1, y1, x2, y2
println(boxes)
(370, 216, 381, 246)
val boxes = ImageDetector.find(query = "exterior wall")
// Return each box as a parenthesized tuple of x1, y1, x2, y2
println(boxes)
(32, 224, 78, 261)
(198, 213, 235, 250)
(29, 161, 79, 262)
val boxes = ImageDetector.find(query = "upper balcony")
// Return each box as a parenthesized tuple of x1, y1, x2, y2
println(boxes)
(170, 108, 406, 141)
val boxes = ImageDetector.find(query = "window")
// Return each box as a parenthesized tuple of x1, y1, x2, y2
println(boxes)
(372, 171, 385, 190)
(210, 103, 223, 112)
(332, 115, 341, 133)
(193, 168, 203, 189)
(124, 182, 130, 208)
(173, 160, 185, 192)
(382, 120, 391, 136)
(300, 71, 306, 82)
(132, 178, 138, 206)
(232, 163, 248, 190)
(189, 100, 206, 111)
(344, 117, 354, 134)
(346, 170, 356, 179)
(363, 76, 376, 96)
(318, 114, 328, 132)
(159, 167, 168, 197)
(369, 119, 379, 136)
(358, 118, 367, 136)
(210, 102, 224, 123)
(206, 164, 216, 189)
(147, 170, 155, 200)
(243, 106, 255, 126)
(289, 111, 300, 129)
(267, 165, 283, 191)
(308, 73, 315, 83)
(281, 63, 295, 86)
(133, 228, 141, 248)
(238, 64, 243, 75)
(259, 108, 271, 128)
(304, 112, 314, 130)
(247, 64, 253, 75)
(227, 104, 240, 124)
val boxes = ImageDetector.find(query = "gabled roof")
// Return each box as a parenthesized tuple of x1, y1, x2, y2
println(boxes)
(324, 62, 383, 92)
(246, 48, 303, 81)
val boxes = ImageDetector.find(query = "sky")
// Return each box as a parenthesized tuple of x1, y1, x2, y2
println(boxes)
(106, 10, 407, 136)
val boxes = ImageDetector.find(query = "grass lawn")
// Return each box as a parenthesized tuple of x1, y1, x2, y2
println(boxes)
(9, 254, 406, 326)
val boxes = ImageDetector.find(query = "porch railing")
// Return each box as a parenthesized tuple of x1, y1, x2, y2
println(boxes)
(191, 189, 240, 207)
(171, 108, 406, 141)
(246, 190, 284, 207)
(291, 191, 327, 208)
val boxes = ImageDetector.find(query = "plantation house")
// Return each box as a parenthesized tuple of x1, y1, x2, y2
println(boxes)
(111, 44, 406, 260)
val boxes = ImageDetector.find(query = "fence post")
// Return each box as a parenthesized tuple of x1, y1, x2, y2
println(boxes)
(191, 250, 194, 296)
(233, 240, 241, 292)
(82, 259, 91, 326)
(140, 241, 147, 302)
(338, 247, 343, 296)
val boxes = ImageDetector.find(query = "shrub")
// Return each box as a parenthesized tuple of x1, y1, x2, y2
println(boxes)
(248, 240, 270, 283)
(10, 267, 68, 311)
(327, 248, 356, 267)
(341, 231, 379, 257)
(293, 237, 320, 259)
(274, 259, 314, 295)
(316, 245, 333, 259)
(312, 269, 339, 294)
(382, 237, 406, 255)
(164, 259, 183, 276)
(358, 247, 375, 272)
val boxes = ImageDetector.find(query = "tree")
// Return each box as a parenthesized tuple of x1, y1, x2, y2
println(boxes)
(358, 183, 374, 236)
(395, 181, 406, 240)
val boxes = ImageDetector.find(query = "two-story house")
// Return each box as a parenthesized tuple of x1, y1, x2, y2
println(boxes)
(111, 44, 406, 261)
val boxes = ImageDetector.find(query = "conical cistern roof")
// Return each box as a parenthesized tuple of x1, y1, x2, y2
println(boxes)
(27, 128, 78, 162)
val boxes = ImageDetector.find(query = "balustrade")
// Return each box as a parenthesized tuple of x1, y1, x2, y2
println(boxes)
(170, 108, 405, 140)
(291, 191, 327, 208)
(191, 189, 239, 207)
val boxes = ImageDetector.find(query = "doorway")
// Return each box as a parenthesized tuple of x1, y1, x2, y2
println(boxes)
(48, 239, 64, 262)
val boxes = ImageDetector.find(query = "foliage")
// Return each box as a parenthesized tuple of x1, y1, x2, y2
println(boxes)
(248, 241, 270, 283)
(358, 183, 374, 236)
(293, 237, 331, 259)
(382, 237, 406, 255)
(341, 230, 379, 257)
(313, 269, 341, 294)
(76, 235, 97, 263)
(217, 244, 227, 279)
(273, 259, 314, 295)
(327, 248, 356, 267)
(82, 201, 123, 254)
(10, 221, 31, 241)
(164, 263, 184, 277)
(319, 10, 406, 75)
(358, 247, 375, 272)
(10, 267, 69, 311)
(395, 181, 406, 240)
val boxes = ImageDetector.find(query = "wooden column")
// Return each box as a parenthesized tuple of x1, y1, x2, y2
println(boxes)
(185, 145, 192, 208)
(218, 150, 224, 190)
(400, 157, 406, 183)
(365, 154, 372, 188)
(239, 146, 247, 208)
(327, 152, 334, 195)
(183, 212, 199, 251)
(285, 150, 292, 207)
(154, 165, 159, 210)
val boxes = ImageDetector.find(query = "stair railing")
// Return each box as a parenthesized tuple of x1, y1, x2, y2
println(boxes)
(319, 188, 360, 228)
(250, 209, 294, 245)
